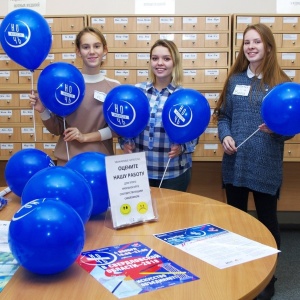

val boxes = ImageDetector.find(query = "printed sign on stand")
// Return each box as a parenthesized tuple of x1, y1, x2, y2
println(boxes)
(105, 152, 158, 229)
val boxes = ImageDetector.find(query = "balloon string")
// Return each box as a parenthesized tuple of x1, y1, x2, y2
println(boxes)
(31, 71, 36, 142)
(237, 128, 260, 149)
(64, 117, 70, 161)
(159, 158, 171, 188)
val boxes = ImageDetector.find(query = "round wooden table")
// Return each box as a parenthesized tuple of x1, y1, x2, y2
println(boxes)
(0, 187, 277, 300)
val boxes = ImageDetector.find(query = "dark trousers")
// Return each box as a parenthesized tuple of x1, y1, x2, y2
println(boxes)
(225, 184, 281, 249)
(149, 168, 192, 192)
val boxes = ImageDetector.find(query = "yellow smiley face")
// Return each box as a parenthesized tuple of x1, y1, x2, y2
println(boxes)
(120, 204, 131, 215)
(136, 202, 148, 214)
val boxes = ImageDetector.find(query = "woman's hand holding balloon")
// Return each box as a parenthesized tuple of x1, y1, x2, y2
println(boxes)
(259, 123, 273, 134)
(123, 140, 136, 154)
(64, 127, 83, 143)
(222, 136, 237, 155)
(169, 144, 182, 158)
(29, 93, 46, 113)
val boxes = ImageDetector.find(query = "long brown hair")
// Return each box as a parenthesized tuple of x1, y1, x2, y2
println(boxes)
(213, 23, 290, 121)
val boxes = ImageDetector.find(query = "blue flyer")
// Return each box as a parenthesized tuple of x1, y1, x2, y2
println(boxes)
(154, 223, 227, 246)
(76, 242, 199, 298)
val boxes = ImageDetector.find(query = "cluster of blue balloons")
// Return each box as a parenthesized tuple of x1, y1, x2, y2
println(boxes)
(0, 8, 85, 118)
(4, 149, 112, 275)
(103, 86, 211, 143)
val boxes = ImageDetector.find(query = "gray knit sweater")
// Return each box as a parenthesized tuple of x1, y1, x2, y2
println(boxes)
(218, 71, 293, 195)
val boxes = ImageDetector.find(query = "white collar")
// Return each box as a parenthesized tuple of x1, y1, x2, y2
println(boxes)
(247, 66, 262, 79)
(82, 73, 105, 83)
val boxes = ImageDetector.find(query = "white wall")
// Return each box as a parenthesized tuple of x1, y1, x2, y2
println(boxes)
(0, 0, 277, 16)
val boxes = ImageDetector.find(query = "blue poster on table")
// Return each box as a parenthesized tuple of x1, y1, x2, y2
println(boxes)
(76, 242, 199, 299)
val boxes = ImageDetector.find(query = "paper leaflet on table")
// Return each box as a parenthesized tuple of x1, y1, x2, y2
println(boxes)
(76, 241, 199, 298)
(105, 152, 158, 229)
(0, 220, 19, 292)
(154, 223, 280, 269)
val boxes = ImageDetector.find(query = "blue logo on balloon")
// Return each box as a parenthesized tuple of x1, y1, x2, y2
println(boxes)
(3, 21, 31, 48)
(168, 104, 193, 128)
(106, 100, 136, 128)
(55, 81, 82, 106)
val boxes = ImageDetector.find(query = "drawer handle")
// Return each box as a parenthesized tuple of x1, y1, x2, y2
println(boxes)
(124, 77, 127, 80)
(193, 24, 196, 28)
(293, 24, 296, 28)
(293, 41, 296, 45)
(9, 150, 13, 154)
(169, 25, 172, 28)
(123, 25, 127, 29)
(288, 150, 291, 154)
(8, 134, 12, 137)
(6, 61, 9, 65)
(292, 60, 295, 64)
(30, 134, 33, 137)
(71, 25, 74, 28)
(6, 100, 10, 104)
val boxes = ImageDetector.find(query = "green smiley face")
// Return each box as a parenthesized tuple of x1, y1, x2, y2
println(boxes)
(120, 204, 131, 215)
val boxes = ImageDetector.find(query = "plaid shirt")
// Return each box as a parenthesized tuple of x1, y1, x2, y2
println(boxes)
(120, 81, 197, 180)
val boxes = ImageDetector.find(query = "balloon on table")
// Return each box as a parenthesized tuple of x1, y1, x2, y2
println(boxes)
(162, 89, 211, 144)
(103, 85, 150, 138)
(65, 152, 109, 216)
(9, 198, 85, 275)
(21, 166, 93, 224)
(0, 8, 52, 71)
(261, 82, 300, 135)
(37, 62, 85, 117)
(4, 149, 55, 197)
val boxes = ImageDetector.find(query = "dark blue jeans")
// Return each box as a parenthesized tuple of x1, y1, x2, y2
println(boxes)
(149, 168, 192, 192)
(225, 184, 280, 249)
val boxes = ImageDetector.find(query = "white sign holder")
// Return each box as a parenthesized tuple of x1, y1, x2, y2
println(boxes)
(105, 152, 158, 229)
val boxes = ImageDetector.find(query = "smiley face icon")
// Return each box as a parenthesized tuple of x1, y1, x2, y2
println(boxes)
(137, 202, 148, 214)
(120, 204, 131, 215)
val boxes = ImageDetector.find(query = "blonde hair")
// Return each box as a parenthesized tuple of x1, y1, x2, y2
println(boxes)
(213, 23, 290, 121)
(148, 39, 183, 86)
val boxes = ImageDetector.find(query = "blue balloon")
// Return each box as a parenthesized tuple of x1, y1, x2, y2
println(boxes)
(261, 82, 300, 135)
(162, 89, 211, 144)
(103, 85, 150, 138)
(65, 152, 109, 215)
(0, 8, 52, 71)
(9, 198, 85, 275)
(21, 166, 93, 224)
(37, 62, 85, 117)
(4, 149, 55, 197)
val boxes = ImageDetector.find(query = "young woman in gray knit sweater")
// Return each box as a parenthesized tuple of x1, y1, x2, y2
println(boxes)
(29, 27, 120, 165)
(214, 23, 293, 300)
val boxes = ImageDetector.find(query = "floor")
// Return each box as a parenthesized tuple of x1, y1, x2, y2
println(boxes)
(272, 227, 300, 300)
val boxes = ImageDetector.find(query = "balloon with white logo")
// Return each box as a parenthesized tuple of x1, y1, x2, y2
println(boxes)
(103, 85, 150, 139)
(162, 89, 211, 143)
(0, 8, 52, 71)
(37, 62, 85, 117)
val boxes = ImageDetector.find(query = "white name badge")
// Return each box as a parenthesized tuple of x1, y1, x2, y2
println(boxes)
(233, 85, 251, 96)
(94, 90, 106, 102)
